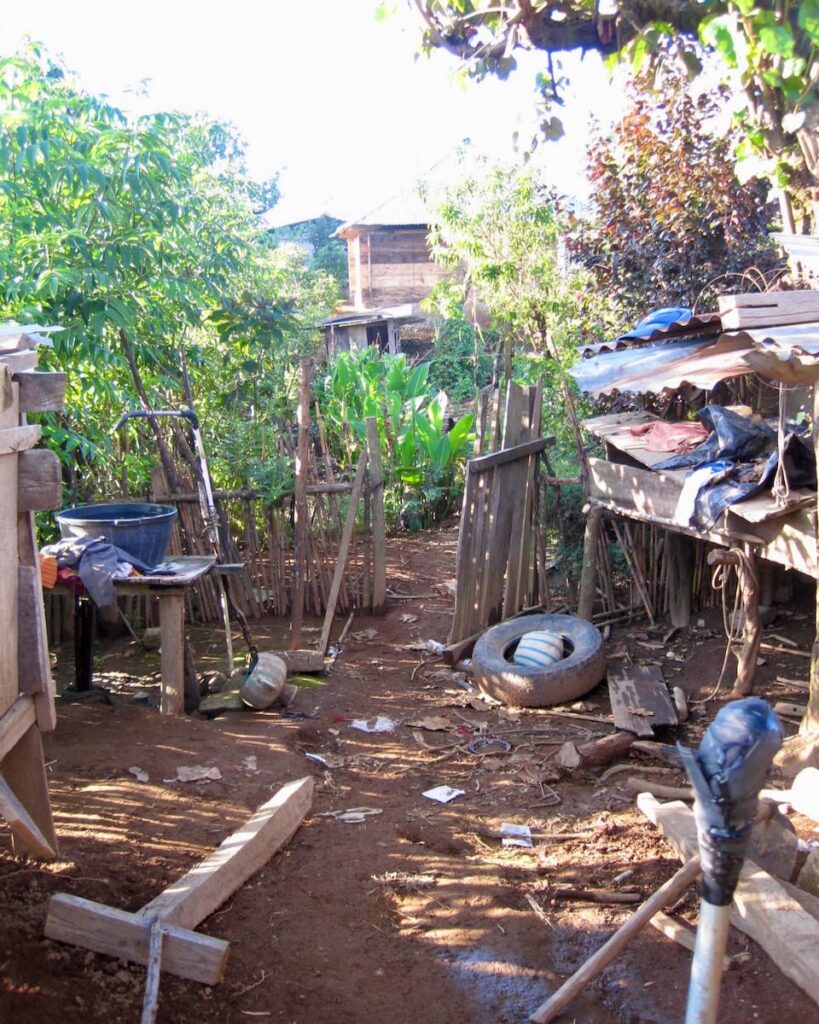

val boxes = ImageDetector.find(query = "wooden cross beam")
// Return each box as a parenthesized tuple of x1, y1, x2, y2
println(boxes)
(45, 776, 314, 985)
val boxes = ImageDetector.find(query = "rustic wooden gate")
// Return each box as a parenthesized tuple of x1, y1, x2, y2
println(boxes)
(448, 381, 553, 651)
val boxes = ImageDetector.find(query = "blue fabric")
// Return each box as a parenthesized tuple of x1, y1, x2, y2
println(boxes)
(616, 306, 693, 342)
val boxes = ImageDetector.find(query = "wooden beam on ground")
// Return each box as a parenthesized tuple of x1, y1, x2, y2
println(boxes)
(45, 776, 314, 984)
(139, 776, 314, 929)
(45, 895, 229, 985)
(366, 417, 386, 615)
(608, 664, 677, 738)
(638, 793, 819, 1008)
(318, 452, 368, 656)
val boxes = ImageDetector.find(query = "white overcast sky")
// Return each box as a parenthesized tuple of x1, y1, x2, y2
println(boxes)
(0, 1, 624, 222)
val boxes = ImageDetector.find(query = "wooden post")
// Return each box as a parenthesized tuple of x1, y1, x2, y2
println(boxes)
(365, 417, 386, 615)
(290, 358, 312, 648)
(805, 383, 819, 737)
(577, 505, 602, 621)
(666, 532, 693, 628)
(159, 593, 185, 716)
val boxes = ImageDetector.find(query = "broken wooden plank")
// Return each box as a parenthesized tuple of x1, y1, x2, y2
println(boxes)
(608, 664, 677, 738)
(638, 793, 819, 1008)
(0, 773, 56, 859)
(139, 775, 314, 929)
(45, 894, 229, 985)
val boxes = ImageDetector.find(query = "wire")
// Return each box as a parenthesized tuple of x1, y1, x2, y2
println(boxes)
(690, 557, 744, 704)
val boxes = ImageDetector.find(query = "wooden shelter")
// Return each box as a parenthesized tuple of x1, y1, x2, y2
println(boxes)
(571, 292, 819, 701)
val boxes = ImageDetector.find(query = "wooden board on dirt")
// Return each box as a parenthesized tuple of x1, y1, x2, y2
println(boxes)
(608, 663, 677, 738)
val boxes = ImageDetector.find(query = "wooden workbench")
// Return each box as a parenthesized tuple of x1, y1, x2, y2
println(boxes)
(115, 555, 215, 715)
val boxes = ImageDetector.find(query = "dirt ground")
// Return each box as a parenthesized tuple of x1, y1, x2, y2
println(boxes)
(2, 524, 818, 1024)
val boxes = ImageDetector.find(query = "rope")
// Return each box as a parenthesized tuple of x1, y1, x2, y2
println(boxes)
(690, 556, 744, 704)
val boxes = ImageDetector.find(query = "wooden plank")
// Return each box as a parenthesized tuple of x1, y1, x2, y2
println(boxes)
(17, 448, 62, 512)
(18, 566, 51, 695)
(159, 592, 185, 716)
(45, 894, 229, 985)
(588, 457, 682, 522)
(719, 289, 819, 330)
(650, 911, 731, 971)
(18, 511, 57, 730)
(478, 385, 527, 626)
(0, 350, 38, 373)
(140, 776, 314, 929)
(448, 469, 476, 644)
(0, 697, 36, 762)
(272, 649, 325, 674)
(318, 451, 368, 655)
(0, 773, 56, 858)
(638, 794, 819, 1008)
(608, 665, 677, 738)
(0, 385, 18, 717)
(1, 723, 58, 857)
(468, 436, 553, 474)
(365, 417, 386, 615)
(290, 358, 311, 648)
(15, 371, 66, 413)
(0, 424, 40, 454)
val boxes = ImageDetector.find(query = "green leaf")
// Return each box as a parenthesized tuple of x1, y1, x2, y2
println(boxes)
(799, 0, 819, 43)
(759, 25, 794, 57)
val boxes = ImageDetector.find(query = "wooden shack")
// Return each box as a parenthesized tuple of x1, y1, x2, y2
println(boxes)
(325, 191, 451, 356)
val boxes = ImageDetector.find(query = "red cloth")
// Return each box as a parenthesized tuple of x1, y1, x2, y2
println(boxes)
(629, 420, 709, 453)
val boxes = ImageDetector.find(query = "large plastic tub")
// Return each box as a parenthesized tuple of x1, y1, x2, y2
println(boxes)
(55, 502, 177, 568)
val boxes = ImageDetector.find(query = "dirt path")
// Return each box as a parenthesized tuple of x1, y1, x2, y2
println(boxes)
(1, 525, 817, 1023)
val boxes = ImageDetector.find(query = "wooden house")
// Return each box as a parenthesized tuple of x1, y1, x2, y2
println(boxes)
(324, 192, 451, 357)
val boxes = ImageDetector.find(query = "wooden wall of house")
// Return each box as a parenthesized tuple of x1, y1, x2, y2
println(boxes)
(346, 227, 450, 308)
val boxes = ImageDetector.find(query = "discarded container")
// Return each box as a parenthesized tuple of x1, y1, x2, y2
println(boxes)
(240, 653, 287, 709)
(513, 630, 564, 668)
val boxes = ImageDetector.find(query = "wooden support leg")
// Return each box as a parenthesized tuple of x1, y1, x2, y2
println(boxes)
(159, 592, 185, 716)
(1, 723, 58, 857)
(667, 533, 693, 629)
(577, 505, 602, 622)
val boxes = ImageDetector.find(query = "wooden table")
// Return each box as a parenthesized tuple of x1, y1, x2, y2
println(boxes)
(114, 556, 215, 715)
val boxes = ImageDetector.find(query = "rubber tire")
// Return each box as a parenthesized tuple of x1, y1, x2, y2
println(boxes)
(471, 613, 606, 707)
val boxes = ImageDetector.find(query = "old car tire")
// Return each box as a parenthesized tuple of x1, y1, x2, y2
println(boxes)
(471, 613, 606, 707)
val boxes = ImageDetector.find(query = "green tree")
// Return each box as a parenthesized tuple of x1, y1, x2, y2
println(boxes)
(0, 44, 336, 499)
(409, 1, 819, 219)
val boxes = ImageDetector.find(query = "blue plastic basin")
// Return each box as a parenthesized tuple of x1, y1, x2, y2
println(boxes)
(55, 502, 177, 568)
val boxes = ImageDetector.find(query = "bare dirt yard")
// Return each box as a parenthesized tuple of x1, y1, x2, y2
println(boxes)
(2, 524, 818, 1024)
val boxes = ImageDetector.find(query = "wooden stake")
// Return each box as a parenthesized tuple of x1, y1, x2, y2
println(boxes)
(290, 358, 312, 649)
(365, 417, 386, 615)
(318, 452, 368, 656)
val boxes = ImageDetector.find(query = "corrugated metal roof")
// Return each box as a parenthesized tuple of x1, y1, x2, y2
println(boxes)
(571, 320, 819, 396)
(578, 312, 721, 357)
(333, 190, 430, 236)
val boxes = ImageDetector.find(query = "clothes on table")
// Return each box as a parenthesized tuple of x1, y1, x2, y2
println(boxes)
(41, 536, 150, 608)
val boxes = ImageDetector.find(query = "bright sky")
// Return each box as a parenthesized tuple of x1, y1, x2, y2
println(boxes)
(0, 1, 623, 223)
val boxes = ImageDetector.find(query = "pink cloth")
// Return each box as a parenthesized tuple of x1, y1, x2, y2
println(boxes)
(629, 420, 709, 453)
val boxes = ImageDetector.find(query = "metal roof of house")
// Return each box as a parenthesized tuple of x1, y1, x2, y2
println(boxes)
(322, 303, 424, 328)
(333, 191, 431, 237)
